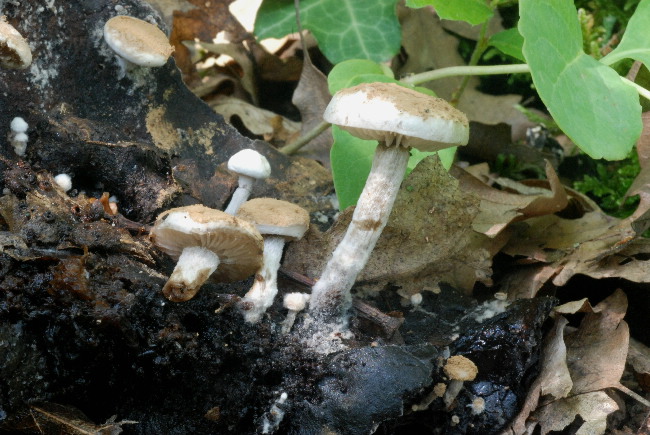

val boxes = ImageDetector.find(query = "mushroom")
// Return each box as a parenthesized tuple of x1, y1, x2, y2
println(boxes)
(309, 82, 469, 321)
(236, 198, 310, 323)
(103, 15, 173, 76)
(150, 204, 263, 302)
(443, 355, 478, 408)
(0, 16, 32, 69)
(224, 149, 271, 215)
(280, 292, 310, 335)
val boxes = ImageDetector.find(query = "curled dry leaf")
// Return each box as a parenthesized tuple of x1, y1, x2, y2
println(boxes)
(532, 391, 618, 435)
(290, 35, 333, 165)
(507, 316, 572, 435)
(209, 95, 300, 142)
(451, 160, 568, 237)
(507, 290, 629, 435)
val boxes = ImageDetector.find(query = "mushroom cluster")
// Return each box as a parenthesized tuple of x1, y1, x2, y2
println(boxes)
(309, 82, 469, 322)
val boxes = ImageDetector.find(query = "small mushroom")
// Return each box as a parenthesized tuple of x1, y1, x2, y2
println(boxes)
(443, 355, 478, 408)
(224, 149, 271, 215)
(150, 204, 263, 302)
(103, 15, 173, 76)
(280, 292, 310, 335)
(0, 16, 32, 69)
(236, 198, 310, 322)
(309, 82, 469, 322)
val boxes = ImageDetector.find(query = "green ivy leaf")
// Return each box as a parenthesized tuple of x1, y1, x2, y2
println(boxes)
(488, 28, 525, 62)
(601, 0, 650, 67)
(331, 127, 377, 210)
(255, 0, 402, 64)
(405, 0, 493, 25)
(327, 59, 390, 94)
(519, 0, 641, 160)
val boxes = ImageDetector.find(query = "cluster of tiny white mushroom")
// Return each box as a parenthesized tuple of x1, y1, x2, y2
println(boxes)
(9, 116, 28, 156)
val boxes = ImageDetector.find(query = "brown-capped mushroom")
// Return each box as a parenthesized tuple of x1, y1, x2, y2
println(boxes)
(310, 82, 469, 323)
(443, 355, 478, 407)
(151, 204, 263, 302)
(103, 15, 173, 76)
(237, 198, 309, 322)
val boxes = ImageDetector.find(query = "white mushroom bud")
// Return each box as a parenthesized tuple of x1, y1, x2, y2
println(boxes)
(10, 117, 28, 133)
(0, 17, 32, 69)
(54, 173, 73, 192)
(151, 205, 263, 302)
(103, 15, 173, 77)
(280, 292, 310, 334)
(224, 149, 271, 215)
(237, 198, 310, 323)
(443, 355, 478, 408)
(309, 82, 469, 323)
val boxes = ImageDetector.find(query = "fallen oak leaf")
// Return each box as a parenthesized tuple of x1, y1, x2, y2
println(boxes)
(531, 391, 618, 435)
(506, 316, 572, 435)
(288, 1, 333, 166)
(450, 160, 568, 237)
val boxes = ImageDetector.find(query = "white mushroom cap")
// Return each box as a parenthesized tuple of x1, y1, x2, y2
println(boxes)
(237, 198, 309, 240)
(151, 204, 263, 282)
(228, 149, 271, 179)
(443, 355, 478, 381)
(283, 292, 310, 311)
(324, 82, 469, 152)
(0, 17, 32, 69)
(103, 16, 173, 67)
(10, 117, 28, 133)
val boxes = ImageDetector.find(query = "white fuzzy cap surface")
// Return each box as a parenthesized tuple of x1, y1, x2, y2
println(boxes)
(228, 149, 271, 179)
(54, 173, 73, 192)
(324, 82, 469, 152)
(283, 292, 310, 311)
(103, 16, 173, 67)
(10, 117, 28, 133)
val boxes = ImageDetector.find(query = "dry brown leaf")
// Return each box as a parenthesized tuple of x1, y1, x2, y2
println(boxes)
(532, 391, 618, 435)
(565, 290, 629, 395)
(184, 40, 257, 102)
(636, 112, 650, 168)
(290, 35, 333, 165)
(500, 263, 558, 299)
(209, 95, 300, 141)
(169, 0, 250, 74)
(28, 402, 136, 434)
(628, 338, 650, 393)
(451, 161, 568, 237)
(284, 156, 505, 293)
(507, 317, 572, 435)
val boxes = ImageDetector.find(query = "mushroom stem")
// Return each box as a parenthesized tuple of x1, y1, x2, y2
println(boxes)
(163, 246, 220, 302)
(309, 142, 410, 321)
(225, 175, 254, 215)
(240, 236, 285, 323)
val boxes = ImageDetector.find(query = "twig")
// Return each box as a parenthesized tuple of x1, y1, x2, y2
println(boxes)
(279, 120, 330, 155)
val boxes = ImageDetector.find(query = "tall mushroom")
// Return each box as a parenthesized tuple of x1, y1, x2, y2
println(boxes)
(150, 204, 263, 302)
(236, 198, 310, 323)
(224, 149, 271, 215)
(309, 82, 469, 322)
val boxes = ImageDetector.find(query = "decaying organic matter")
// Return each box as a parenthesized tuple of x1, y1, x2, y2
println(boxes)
(0, 1, 558, 434)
